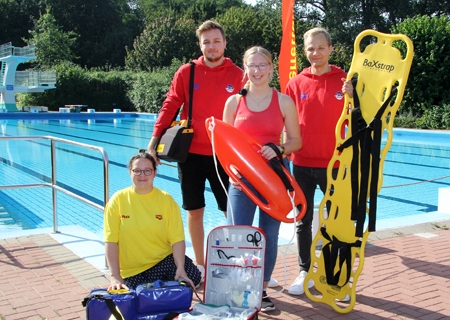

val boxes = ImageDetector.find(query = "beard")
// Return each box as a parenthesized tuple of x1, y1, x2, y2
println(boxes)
(204, 52, 224, 64)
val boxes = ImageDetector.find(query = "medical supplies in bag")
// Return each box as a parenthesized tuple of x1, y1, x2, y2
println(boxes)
(83, 280, 192, 320)
(178, 308, 256, 320)
(179, 226, 266, 320)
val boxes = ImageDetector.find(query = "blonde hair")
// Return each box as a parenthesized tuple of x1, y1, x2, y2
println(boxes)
(240, 46, 273, 95)
(303, 27, 332, 46)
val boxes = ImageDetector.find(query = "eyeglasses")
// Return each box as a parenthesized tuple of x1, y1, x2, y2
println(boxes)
(131, 168, 154, 176)
(246, 63, 269, 71)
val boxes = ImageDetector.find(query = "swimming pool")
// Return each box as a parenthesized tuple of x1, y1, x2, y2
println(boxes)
(1, 114, 450, 246)
(0, 114, 229, 246)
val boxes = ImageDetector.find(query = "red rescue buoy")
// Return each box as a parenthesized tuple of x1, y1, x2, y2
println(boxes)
(205, 117, 306, 223)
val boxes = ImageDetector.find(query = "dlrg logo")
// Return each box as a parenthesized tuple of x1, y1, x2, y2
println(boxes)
(362, 59, 395, 72)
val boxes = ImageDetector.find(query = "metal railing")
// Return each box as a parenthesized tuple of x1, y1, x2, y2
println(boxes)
(15, 70, 57, 87)
(0, 42, 13, 58)
(13, 44, 36, 57)
(1, 61, 5, 83)
(0, 43, 36, 58)
(0, 136, 109, 233)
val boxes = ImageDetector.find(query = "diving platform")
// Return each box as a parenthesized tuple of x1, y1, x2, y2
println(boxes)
(0, 42, 56, 112)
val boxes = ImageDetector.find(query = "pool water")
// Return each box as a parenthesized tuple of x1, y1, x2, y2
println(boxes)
(1, 118, 449, 244)
(0, 117, 228, 245)
(376, 129, 450, 228)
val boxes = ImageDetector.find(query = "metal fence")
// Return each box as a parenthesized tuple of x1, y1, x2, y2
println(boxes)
(0, 43, 36, 58)
(0, 136, 109, 233)
(15, 70, 57, 87)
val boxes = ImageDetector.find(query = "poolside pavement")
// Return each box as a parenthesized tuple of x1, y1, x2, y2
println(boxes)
(1, 219, 449, 319)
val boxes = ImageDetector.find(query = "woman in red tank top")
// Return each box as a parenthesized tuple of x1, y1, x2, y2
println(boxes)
(222, 46, 302, 312)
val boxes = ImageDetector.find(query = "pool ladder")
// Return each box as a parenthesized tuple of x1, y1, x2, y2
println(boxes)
(0, 135, 109, 233)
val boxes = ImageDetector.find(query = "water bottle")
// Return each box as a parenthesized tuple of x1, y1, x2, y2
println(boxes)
(242, 285, 252, 308)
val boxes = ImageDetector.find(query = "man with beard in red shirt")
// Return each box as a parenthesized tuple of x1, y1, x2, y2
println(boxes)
(147, 20, 243, 276)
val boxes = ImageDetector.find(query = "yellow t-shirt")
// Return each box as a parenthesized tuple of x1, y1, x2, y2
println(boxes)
(104, 186, 184, 278)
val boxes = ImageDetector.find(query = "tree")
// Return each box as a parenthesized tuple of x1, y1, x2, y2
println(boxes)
(391, 15, 450, 115)
(292, 0, 416, 48)
(38, 0, 143, 68)
(125, 15, 198, 71)
(0, 0, 39, 47)
(25, 8, 77, 68)
(217, 5, 282, 66)
(134, 0, 244, 22)
(411, 0, 450, 17)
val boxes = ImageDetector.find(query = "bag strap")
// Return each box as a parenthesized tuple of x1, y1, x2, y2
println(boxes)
(165, 62, 195, 127)
(164, 312, 180, 320)
(187, 61, 195, 128)
(82, 293, 124, 320)
(104, 298, 124, 320)
(179, 279, 202, 302)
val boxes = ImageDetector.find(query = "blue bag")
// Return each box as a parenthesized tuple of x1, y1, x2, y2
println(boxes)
(82, 288, 137, 320)
(136, 280, 192, 315)
(82, 281, 192, 320)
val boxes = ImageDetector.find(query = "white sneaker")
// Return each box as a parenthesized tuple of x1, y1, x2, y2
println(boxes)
(288, 270, 313, 295)
(267, 277, 278, 288)
(336, 294, 351, 302)
(196, 265, 205, 283)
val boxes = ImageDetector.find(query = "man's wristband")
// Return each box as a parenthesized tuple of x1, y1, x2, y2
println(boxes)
(278, 145, 285, 155)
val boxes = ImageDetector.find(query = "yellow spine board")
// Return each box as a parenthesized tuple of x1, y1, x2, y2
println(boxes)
(304, 30, 414, 313)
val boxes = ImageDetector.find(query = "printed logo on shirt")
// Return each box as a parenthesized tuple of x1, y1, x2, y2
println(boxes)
(235, 116, 247, 121)
(155, 214, 163, 220)
(225, 84, 234, 93)
(300, 93, 308, 99)
(194, 84, 199, 90)
(335, 92, 344, 100)
(121, 215, 130, 219)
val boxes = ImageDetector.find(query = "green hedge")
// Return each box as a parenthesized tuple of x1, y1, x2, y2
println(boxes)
(16, 60, 450, 130)
(17, 60, 181, 113)
(17, 62, 135, 112)
(394, 104, 450, 129)
(125, 59, 182, 113)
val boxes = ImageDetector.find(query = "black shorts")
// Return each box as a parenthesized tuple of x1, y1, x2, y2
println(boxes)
(178, 153, 229, 211)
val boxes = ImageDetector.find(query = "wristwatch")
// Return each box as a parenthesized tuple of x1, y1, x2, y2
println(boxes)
(278, 145, 285, 155)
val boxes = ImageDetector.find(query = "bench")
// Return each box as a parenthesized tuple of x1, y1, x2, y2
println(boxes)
(62, 105, 88, 113)
(22, 106, 49, 113)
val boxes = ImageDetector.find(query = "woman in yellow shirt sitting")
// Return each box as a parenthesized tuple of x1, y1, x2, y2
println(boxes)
(104, 150, 201, 290)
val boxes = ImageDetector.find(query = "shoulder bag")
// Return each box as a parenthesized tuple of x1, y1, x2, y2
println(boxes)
(156, 62, 195, 163)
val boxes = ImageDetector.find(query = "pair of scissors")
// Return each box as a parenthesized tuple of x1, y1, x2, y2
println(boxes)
(247, 231, 262, 247)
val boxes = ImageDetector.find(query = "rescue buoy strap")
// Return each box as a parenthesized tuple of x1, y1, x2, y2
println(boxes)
(264, 142, 294, 192)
